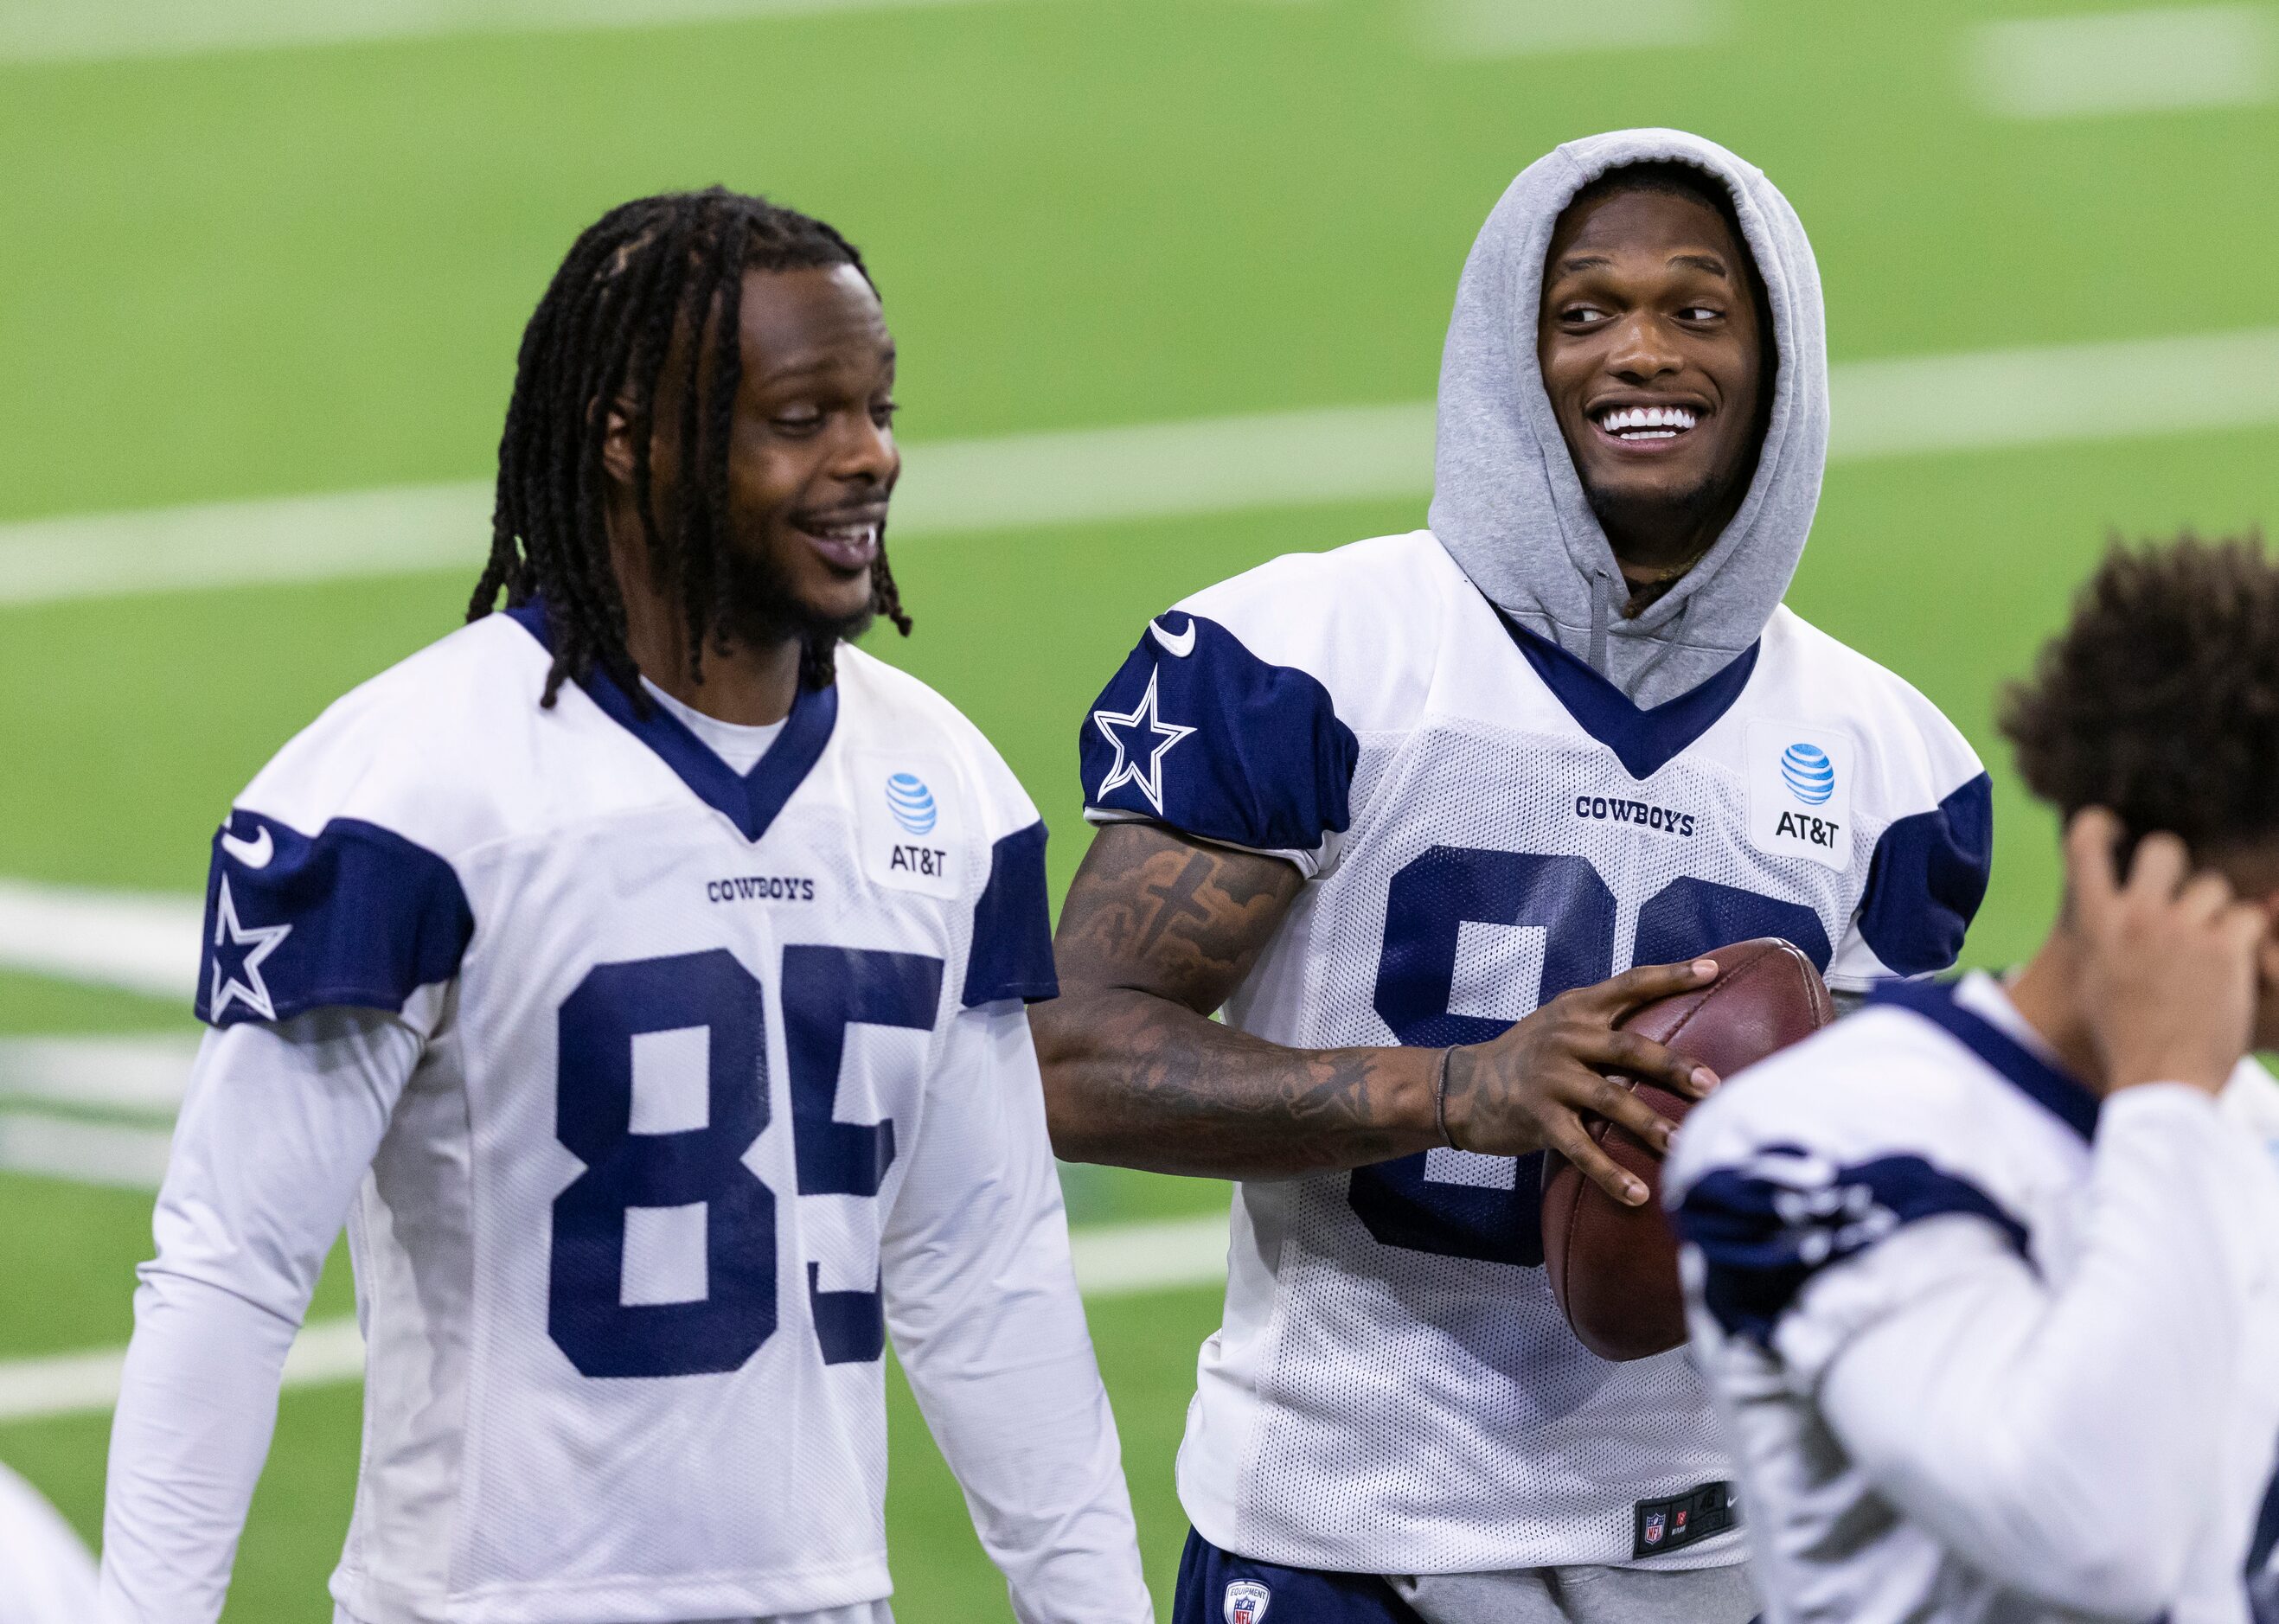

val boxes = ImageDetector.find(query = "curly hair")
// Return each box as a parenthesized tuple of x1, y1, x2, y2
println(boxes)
(2000, 531, 2279, 856)
(469, 186, 910, 709)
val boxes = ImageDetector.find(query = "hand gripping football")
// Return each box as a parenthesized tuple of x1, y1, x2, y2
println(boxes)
(1540, 937, 1835, 1362)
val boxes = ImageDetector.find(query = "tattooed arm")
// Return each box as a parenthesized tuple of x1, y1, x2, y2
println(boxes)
(1033, 823, 1437, 1178)
(1034, 822, 1725, 1197)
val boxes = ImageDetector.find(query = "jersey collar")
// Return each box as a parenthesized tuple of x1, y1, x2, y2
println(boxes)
(1495, 609, 1759, 781)
(1869, 975, 2102, 1141)
(506, 602, 837, 843)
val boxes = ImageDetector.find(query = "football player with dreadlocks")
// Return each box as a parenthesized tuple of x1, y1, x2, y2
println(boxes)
(101, 188, 1152, 1624)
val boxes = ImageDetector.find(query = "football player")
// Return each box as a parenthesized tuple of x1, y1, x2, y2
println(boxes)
(1668, 535, 2279, 1622)
(1037, 129, 1989, 1622)
(100, 189, 1151, 1624)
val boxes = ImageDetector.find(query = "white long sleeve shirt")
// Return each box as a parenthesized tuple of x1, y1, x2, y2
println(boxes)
(102, 611, 1150, 1624)
(1668, 972, 2279, 1624)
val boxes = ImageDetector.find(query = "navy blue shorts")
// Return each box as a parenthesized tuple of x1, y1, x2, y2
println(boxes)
(1171, 1528, 1426, 1624)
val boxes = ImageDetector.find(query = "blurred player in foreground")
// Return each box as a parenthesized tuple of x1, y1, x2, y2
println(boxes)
(1040, 129, 1989, 1622)
(100, 189, 1149, 1624)
(1670, 535, 2279, 1623)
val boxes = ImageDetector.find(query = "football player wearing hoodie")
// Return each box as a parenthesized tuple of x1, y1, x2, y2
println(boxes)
(1036, 130, 1993, 1623)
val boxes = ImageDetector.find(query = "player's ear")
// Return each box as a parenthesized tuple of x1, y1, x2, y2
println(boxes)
(2254, 891, 2279, 986)
(599, 397, 637, 489)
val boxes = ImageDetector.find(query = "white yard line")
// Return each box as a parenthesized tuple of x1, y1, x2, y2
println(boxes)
(0, 881, 202, 1001)
(0, 1114, 173, 1191)
(0, 1034, 194, 1116)
(0, 0, 1037, 67)
(0, 1210, 1229, 1423)
(1965, 5, 2275, 118)
(1416, 0, 1725, 60)
(4, 328, 2276, 611)
(0, 1033, 190, 1186)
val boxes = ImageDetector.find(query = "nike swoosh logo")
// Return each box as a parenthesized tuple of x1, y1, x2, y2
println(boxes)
(221, 825, 275, 869)
(1149, 617, 1196, 658)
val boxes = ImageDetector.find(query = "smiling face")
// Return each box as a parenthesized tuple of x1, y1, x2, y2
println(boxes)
(716, 262, 899, 640)
(611, 259, 899, 661)
(1536, 183, 1768, 575)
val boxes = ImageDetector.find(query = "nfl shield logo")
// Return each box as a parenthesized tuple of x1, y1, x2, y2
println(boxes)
(1224, 1580, 1271, 1624)
(1642, 1512, 1667, 1547)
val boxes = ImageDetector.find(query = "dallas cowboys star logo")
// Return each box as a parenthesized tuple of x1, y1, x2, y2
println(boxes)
(1091, 667, 1194, 815)
(208, 876, 291, 1022)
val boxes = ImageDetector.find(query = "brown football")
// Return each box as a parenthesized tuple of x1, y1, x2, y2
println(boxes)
(1540, 937, 1834, 1362)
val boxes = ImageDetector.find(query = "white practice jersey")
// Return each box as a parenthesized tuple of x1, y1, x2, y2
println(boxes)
(1668, 973, 2279, 1624)
(1079, 529, 1992, 1573)
(105, 605, 1149, 1624)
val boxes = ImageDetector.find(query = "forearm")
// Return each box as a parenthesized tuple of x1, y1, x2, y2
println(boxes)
(1035, 986, 1438, 1178)
(102, 1275, 302, 1624)
(100, 1008, 415, 1621)
(887, 1006, 1150, 1623)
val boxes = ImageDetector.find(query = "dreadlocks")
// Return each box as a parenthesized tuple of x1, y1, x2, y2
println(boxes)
(469, 187, 912, 707)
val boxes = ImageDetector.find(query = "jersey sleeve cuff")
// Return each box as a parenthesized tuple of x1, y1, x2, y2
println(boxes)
(1079, 808, 1323, 879)
(962, 822, 1059, 1007)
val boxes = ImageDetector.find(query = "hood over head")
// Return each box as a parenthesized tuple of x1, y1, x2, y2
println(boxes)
(1428, 128, 1828, 709)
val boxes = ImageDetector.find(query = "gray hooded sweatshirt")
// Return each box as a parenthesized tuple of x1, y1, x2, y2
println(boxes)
(1429, 127, 1829, 711)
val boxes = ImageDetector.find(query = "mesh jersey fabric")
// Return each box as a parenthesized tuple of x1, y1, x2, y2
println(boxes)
(1079, 529, 1990, 1573)
(168, 609, 1114, 1623)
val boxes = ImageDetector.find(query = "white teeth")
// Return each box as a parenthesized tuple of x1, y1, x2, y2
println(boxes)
(1597, 405, 1699, 438)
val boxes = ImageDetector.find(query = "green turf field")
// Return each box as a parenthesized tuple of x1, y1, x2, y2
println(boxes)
(2, 0, 2275, 1615)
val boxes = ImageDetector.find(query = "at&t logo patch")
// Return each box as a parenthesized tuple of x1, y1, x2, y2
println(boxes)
(1224, 1580, 1271, 1624)
(1746, 721, 1854, 871)
(885, 772, 938, 834)
(855, 753, 959, 899)
(1781, 742, 1834, 805)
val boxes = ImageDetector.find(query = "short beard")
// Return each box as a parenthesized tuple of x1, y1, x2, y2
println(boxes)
(1582, 468, 1732, 560)
(710, 538, 874, 669)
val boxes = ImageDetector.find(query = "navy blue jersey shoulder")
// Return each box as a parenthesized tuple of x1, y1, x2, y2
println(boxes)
(1501, 611, 1759, 781)
(1674, 1145, 2029, 1344)
(1854, 773, 1994, 977)
(197, 810, 474, 1027)
(1870, 975, 2099, 1141)
(1081, 611, 1358, 854)
(963, 821, 1057, 1007)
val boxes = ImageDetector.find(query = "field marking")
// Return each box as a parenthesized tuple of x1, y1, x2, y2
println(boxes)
(1416, 0, 1725, 60)
(0, 0, 1035, 67)
(3, 327, 2276, 611)
(0, 1113, 174, 1191)
(0, 404, 1436, 609)
(1966, 5, 2275, 118)
(0, 1210, 1228, 1423)
(0, 880, 202, 1001)
(0, 1035, 195, 1118)
(0, 1033, 189, 1187)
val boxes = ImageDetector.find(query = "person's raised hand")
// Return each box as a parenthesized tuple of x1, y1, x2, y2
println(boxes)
(1439, 958, 1722, 1207)
(2067, 807, 2264, 1097)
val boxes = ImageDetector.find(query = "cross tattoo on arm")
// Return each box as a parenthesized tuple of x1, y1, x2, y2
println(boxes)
(1136, 853, 1221, 956)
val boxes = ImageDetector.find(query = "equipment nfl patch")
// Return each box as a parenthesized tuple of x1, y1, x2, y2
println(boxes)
(1632, 1480, 1738, 1558)
(1224, 1579, 1271, 1624)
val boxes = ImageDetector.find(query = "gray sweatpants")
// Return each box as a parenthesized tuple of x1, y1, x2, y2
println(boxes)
(1390, 1563, 1757, 1624)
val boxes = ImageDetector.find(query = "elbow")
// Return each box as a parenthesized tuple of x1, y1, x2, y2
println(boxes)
(1967, 1440, 2193, 1617)
(1040, 1069, 1106, 1164)
(1028, 995, 1109, 1162)
(2013, 1548, 2184, 1620)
